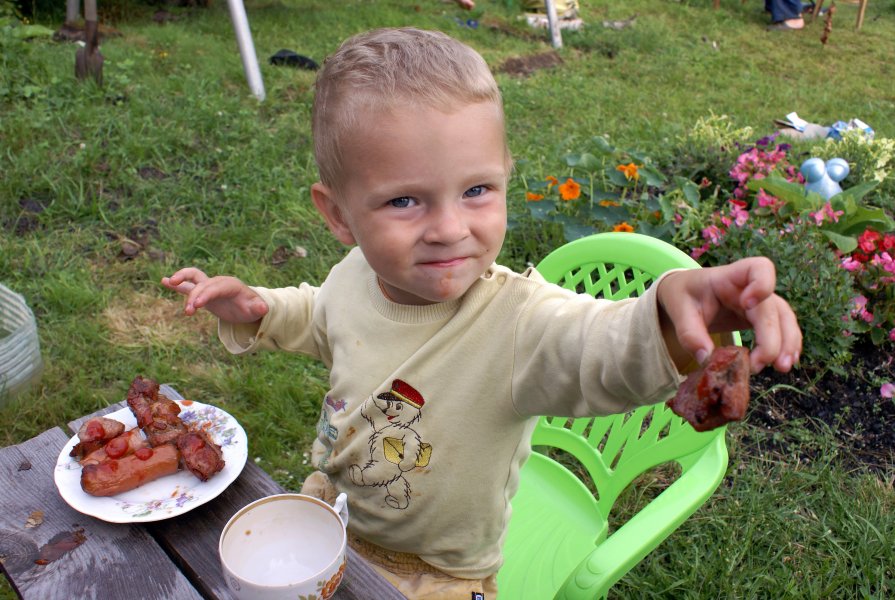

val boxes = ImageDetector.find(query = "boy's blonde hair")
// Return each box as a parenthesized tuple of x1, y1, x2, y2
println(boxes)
(312, 27, 508, 190)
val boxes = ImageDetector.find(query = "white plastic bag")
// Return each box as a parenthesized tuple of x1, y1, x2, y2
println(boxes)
(0, 284, 43, 402)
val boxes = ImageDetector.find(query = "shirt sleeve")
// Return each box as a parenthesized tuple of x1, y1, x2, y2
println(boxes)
(217, 283, 324, 359)
(510, 272, 685, 418)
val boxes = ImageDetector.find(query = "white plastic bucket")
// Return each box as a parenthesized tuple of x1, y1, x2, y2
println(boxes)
(0, 284, 43, 404)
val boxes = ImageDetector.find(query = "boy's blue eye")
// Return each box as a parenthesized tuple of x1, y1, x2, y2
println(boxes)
(464, 186, 485, 198)
(388, 197, 415, 208)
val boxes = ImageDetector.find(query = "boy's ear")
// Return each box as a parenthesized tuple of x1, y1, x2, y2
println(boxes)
(311, 182, 356, 246)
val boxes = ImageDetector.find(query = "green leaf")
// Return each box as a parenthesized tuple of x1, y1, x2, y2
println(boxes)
(833, 180, 879, 205)
(639, 164, 666, 187)
(637, 221, 675, 241)
(526, 200, 556, 221)
(588, 203, 629, 224)
(746, 176, 813, 209)
(826, 205, 895, 236)
(590, 189, 621, 203)
(567, 152, 602, 172)
(820, 230, 858, 253)
(554, 215, 594, 242)
(590, 136, 615, 155)
(678, 179, 701, 207)
(605, 167, 630, 187)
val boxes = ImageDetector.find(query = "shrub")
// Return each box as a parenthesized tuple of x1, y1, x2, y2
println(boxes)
(696, 220, 857, 371)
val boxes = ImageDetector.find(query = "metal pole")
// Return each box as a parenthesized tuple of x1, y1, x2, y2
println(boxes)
(544, 0, 562, 49)
(226, 0, 266, 101)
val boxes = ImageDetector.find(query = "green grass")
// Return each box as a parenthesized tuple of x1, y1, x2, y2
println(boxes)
(2, 0, 894, 597)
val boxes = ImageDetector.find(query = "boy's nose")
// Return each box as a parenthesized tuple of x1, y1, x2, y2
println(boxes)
(423, 204, 470, 245)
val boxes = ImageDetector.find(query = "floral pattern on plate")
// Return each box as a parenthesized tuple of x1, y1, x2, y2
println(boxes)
(54, 394, 248, 523)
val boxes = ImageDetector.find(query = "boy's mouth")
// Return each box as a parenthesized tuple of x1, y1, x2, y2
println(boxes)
(420, 257, 467, 268)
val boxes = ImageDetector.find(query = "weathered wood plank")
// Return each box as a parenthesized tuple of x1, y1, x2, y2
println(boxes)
(0, 428, 202, 600)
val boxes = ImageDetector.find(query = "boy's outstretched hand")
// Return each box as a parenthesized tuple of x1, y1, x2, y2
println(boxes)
(657, 256, 802, 374)
(161, 268, 269, 324)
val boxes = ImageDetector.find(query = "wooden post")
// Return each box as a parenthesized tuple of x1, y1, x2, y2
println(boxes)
(544, 0, 562, 49)
(855, 0, 868, 30)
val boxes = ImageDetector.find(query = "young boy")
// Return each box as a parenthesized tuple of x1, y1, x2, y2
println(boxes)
(163, 27, 801, 599)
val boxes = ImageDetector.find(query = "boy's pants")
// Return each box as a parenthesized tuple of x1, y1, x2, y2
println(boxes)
(301, 471, 499, 600)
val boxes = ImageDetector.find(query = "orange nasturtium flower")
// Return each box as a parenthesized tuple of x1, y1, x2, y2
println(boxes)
(613, 222, 634, 233)
(616, 162, 640, 181)
(558, 178, 581, 201)
(526, 191, 545, 202)
(545, 175, 559, 188)
(598, 199, 620, 207)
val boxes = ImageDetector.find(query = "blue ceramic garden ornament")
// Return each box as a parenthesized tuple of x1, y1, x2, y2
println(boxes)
(800, 157, 850, 200)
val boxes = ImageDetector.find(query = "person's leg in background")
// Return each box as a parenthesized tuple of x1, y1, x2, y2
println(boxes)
(766, 0, 805, 29)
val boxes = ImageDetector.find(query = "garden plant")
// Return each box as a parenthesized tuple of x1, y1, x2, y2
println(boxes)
(2, 0, 894, 597)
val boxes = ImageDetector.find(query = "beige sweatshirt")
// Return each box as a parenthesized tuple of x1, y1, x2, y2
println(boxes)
(219, 247, 683, 579)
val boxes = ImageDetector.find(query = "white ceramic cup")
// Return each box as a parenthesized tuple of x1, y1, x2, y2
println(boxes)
(219, 493, 349, 600)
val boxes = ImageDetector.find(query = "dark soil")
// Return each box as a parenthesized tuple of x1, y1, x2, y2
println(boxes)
(497, 51, 563, 77)
(743, 340, 895, 473)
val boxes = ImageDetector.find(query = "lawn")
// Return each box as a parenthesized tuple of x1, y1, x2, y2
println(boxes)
(2, 0, 894, 597)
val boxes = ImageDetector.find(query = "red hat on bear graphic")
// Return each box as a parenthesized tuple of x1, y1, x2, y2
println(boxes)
(378, 379, 425, 409)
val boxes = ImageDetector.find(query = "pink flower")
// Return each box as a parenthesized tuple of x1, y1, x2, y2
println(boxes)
(756, 189, 781, 210)
(881, 383, 895, 399)
(841, 256, 862, 272)
(691, 243, 710, 259)
(809, 202, 844, 226)
(730, 204, 749, 227)
(889, 328, 895, 342)
(702, 225, 725, 245)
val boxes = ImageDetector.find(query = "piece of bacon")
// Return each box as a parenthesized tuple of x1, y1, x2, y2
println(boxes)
(126, 375, 160, 429)
(69, 417, 126, 459)
(667, 346, 750, 432)
(177, 431, 225, 481)
(143, 396, 188, 446)
(81, 444, 181, 497)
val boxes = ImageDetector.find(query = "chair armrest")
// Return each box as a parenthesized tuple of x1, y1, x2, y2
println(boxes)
(554, 434, 728, 599)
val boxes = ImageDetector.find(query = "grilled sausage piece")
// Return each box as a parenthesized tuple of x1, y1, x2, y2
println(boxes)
(81, 444, 181, 497)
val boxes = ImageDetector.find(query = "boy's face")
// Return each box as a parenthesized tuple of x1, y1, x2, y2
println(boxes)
(312, 102, 509, 305)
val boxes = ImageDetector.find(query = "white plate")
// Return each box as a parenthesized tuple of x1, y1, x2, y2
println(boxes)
(55, 399, 248, 523)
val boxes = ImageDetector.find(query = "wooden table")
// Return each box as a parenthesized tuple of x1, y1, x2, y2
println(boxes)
(0, 394, 405, 600)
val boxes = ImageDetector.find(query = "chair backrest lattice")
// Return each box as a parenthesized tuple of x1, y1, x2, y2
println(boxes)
(534, 233, 725, 517)
(557, 262, 655, 301)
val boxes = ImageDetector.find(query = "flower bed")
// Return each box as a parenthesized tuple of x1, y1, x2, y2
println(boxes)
(510, 116, 895, 395)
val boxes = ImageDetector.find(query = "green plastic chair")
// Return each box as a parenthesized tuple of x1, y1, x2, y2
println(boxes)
(498, 232, 735, 599)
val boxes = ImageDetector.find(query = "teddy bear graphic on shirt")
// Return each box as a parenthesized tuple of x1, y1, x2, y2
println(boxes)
(348, 379, 432, 509)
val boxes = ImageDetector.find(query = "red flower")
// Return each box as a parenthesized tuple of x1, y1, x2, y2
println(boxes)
(858, 229, 882, 253)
